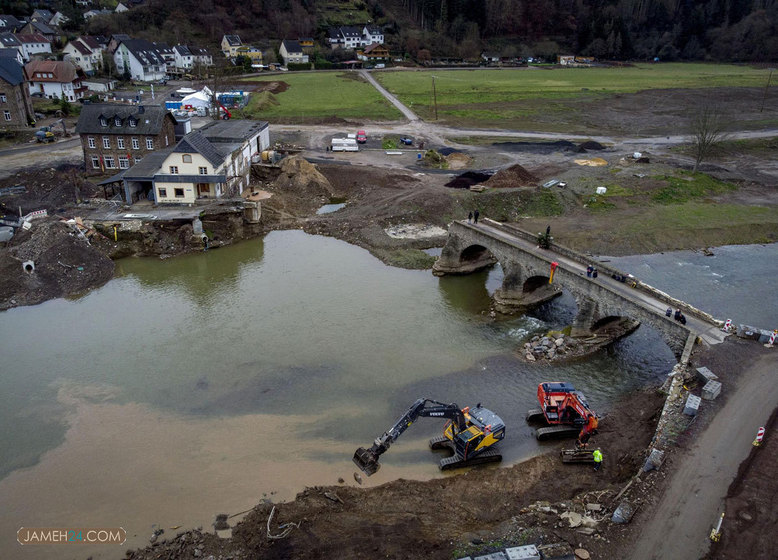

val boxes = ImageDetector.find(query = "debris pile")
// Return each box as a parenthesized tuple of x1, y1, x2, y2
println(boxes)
(523, 332, 579, 361)
(482, 163, 538, 188)
(272, 155, 336, 200)
(445, 171, 492, 189)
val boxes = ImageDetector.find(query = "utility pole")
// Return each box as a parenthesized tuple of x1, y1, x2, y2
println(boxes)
(760, 68, 774, 113)
(431, 76, 438, 120)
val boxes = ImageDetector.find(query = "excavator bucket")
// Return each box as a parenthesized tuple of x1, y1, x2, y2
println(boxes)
(353, 447, 381, 476)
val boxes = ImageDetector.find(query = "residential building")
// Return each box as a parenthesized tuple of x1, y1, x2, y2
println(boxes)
(0, 57, 35, 128)
(25, 60, 86, 101)
(121, 119, 269, 204)
(358, 43, 389, 62)
(327, 25, 384, 50)
(16, 33, 52, 61)
(221, 35, 241, 58)
(279, 39, 308, 65)
(64, 35, 108, 75)
(298, 37, 314, 53)
(30, 9, 54, 23)
(115, 3, 129, 13)
(81, 77, 117, 92)
(0, 32, 22, 60)
(19, 20, 59, 43)
(113, 38, 168, 81)
(0, 15, 23, 32)
(234, 46, 262, 65)
(75, 104, 176, 176)
(0, 47, 24, 65)
(50, 11, 69, 26)
(173, 45, 212, 71)
(107, 34, 131, 54)
(83, 9, 113, 20)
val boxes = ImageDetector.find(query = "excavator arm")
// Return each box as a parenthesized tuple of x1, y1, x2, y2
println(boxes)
(353, 398, 467, 475)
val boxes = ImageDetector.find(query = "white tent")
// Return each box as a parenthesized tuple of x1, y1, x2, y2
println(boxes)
(181, 86, 213, 110)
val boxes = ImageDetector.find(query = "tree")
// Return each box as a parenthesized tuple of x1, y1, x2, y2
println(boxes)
(690, 104, 728, 172)
(59, 93, 72, 116)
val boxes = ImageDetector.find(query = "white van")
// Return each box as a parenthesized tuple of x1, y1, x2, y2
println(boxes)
(331, 138, 359, 152)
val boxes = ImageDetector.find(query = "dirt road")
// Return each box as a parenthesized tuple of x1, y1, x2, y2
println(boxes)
(629, 349, 778, 560)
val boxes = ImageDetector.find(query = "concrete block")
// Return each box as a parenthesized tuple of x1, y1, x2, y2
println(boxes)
(643, 448, 665, 472)
(612, 501, 636, 524)
(696, 366, 718, 383)
(702, 380, 722, 400)
(684, 394, 701, 416)
(505, 545, 541, 560)
(474, 554, 507, 560)
(736, 324, 761, 340)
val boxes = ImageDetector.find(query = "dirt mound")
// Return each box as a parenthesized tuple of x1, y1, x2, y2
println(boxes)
(483, 163, 538, 188)
(446, 152, 472, 169)
(445, 171, 492, 189)
(249, 81, 289, 94)
(579, 140, 605, 151)
(493, 140, 577, 153)
(271, 155, 336, 201)
(250, 90, 280, 110)
(0, 163, 100, 215)
(0, 219, 114, 310)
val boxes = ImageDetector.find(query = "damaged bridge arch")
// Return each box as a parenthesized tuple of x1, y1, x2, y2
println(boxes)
(433, 220, 726, 359)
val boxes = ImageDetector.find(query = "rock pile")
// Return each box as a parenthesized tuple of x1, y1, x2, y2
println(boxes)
(483, 163, 538, 188)
(523, 332, 579, 361)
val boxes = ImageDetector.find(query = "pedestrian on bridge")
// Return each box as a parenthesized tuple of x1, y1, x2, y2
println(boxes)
(468, 211, 473, 223)
(473, 209, 479, 224)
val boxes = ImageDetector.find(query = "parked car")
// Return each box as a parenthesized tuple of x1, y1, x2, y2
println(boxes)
(356, 130, 367, 143)
(400, 136, 413, 145)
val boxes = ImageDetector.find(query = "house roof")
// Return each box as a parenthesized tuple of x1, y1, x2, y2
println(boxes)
(299, 37, 314, 43)
(25, 20, 56, 35)
(121, 149, 172, 180)
(18, 33, 50, 44)
(363, 43, 387, 54)
(0, 15, 23, 29)
(80, 35, 102, 49)
(281, 39, 301, 53)
(174, 44, 192, 56)
(0, 57, 24, 86)
(223, 35, 241, 46)
(119, 38, 167, 66)
(340, 26, 362, 38)
(364, 25, 381, 34)
(68, 38, 92, 55)
(76, 104, 172, 135)
(25, 60, 77, 83)
(0, 48, 21, 59)
(173, 130, 223, 168)
(199, 119, 268, 143)
(31, 9, 54, 21)
(0, 32, 21, 47)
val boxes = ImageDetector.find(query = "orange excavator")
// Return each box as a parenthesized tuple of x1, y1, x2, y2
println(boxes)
(526, 382, 598, 441)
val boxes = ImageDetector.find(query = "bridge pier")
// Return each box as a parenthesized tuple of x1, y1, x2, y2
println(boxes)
(432, 237, 496, 276)
(571, 296, 599, 337)
(493, 263, 561, 314)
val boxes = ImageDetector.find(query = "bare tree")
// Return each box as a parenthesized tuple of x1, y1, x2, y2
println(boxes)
(690, 104, 728, 172)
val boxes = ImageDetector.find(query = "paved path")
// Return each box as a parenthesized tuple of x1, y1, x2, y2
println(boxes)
(469, 219, 726, 346)
(628, 351, 778, 560)
(359, 70, 419, 121)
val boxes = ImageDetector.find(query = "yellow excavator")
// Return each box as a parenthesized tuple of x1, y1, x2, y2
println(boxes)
(353, 398, 505, 475)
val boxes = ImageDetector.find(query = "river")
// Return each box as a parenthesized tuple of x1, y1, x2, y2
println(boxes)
(2, 234, 772, 559)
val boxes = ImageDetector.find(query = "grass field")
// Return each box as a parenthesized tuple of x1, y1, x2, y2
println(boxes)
(242, 73, 402, 121)
(373, 63, 773, 127)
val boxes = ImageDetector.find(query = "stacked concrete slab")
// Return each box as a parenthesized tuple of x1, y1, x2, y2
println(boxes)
(702, 379, 722, 400)
(684, 393, 702, 416)
(505, 545, 541, 560)
(696, 366, 718, 383)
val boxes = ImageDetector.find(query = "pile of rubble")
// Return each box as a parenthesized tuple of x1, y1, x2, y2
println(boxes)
(523, 332, 579, 361)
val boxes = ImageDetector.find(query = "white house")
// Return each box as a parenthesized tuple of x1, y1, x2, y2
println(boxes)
(113, 38, 168, 81)
(25, 60, 86, 101)
(173, 45, 212, 71)
(81, 77, 117, 92)
(115, 3, 129, 13)
(63, 37, 103, 74)
(50, 11, 70, 26)
(279, 39, 308, 65)
(83, 9, 113, 20)
(122, 120, 270, 205)
(16, 34, 52, 61)
(363, 25, 383, 45)
(328, 25, 384, 50)
(0, 46, 24, 65)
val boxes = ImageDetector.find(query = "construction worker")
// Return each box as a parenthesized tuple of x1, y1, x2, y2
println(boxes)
(576, 414, 599, 449)
(593, 449, 603, 471)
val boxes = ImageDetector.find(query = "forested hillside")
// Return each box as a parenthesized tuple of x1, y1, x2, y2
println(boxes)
(3, 0, 776, 61)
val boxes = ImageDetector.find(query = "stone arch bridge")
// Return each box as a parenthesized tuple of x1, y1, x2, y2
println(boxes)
(432, 219, 727, 359)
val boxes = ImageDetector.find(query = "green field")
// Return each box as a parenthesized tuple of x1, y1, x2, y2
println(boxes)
(372, 63, 772, 127)
(242, 73, 402, 121)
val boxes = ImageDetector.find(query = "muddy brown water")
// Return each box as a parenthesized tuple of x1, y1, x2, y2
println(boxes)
(0, 230, 686, 558)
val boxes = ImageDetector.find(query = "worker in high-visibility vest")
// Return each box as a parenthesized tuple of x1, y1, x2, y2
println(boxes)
(593, 449, 603, 471)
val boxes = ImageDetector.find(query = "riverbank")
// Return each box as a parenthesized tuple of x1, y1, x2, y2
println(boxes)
(124, 337, 775, 560)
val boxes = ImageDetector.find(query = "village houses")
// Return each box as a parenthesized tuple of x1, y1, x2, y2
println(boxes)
(279, 40, 308, 66)
(63, 36, 106, 75)
(120, 120, 269, 205)
(0, 57, 35, 128)
(113, 38, 170, 82)
(75, 104, 176, 175)
(173, 45, 213, 72)
(327, 24, 383, 50)
(25, 60, 86, 101)
(221, 35, 242, 58)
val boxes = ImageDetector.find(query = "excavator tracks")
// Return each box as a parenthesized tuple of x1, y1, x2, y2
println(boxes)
(438, 447, 502, 471)
(526, 408, 545, 423)
(536, 425, 581, 440)
(429, 435, 450, 450)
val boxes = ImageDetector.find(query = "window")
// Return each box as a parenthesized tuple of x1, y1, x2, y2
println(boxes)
(169, 166, 178, 174)
(3, 110, 10, 121)
(99, 117, 107, 126)
(102, 137, 110, 149)
(103, 156, 115, 169)
(131, 137, 140, 150)
(182, 154, 192, 163)
(174, 188, 185, 198)
(88, 136, 96, 148)
(128, 118, 137, 128)
(0, 94, 6, 103)
(117, 137, 124, 149)
(91, 156, 100, 169)
(134, 157, 142, 164)
(119, 156, 129, 169)
(146, 138, 153, 150)
(114, 117, 121, 126)
(199, 166, 207, 174)
(165, 136, 169, 146)
(158, 188, 167, 198)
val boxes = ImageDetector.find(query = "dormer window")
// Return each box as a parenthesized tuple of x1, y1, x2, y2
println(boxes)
(114, 117, 121, 126)
(99, 117, 107, 127)
(128, 118, 137, 128)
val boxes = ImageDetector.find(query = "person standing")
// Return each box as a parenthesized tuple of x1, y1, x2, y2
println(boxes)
(474, 209, 479, 224)
(468, 211, 473, 223)
(593, 449, 603, 471)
